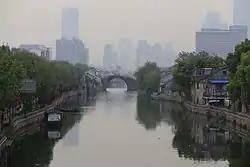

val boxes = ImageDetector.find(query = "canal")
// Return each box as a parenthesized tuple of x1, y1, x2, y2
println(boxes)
(6, 89, 250, 167)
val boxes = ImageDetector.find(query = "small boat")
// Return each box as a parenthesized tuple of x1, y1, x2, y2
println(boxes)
(46, 111, 63, 127)
(47, 130, 61, 139)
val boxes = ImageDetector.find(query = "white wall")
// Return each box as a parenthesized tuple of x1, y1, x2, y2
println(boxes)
(191, 82, 205, 104)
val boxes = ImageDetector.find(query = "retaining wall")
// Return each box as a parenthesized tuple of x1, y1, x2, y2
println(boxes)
(151, 93, 250, 131)
(10, 90, 85, 133)
(184, 102, 250, 130)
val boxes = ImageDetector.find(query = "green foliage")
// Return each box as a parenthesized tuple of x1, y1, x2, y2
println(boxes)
(136, 95, 161, 130)
(0, 46, 25, 108)
(226, 39, 250, 74)
(227, 51, 250, 109)
(226, 40, 250, 112)
(135, 62, 161, 92)
(172, 51, 225, 97)
(0, 45, 88, 109)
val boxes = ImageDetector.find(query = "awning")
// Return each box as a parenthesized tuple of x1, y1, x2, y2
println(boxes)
(209, 80, 228, 84)
(203, 97, 227, 100)
(208, 100, 220, 103)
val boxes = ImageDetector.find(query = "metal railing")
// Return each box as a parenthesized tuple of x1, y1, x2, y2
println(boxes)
(185, 101, 250, 120)
(10, 90, 81, 128)
(203, 91, 227, 97)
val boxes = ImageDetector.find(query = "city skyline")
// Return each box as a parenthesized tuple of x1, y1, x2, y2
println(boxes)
(56, 8, 88, 65)
(61, 8, 79, 40)
(0, 0, 233, 65)
(233, 0, 250, 34)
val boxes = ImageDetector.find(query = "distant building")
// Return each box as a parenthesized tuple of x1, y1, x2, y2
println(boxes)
(19, 44, 52, 61)
(151, 43, 167, 67)
(118, 38, 135, 70)
(136, 41, 174, 68)
(191, 68, 229, 106)
(233, 0, 250, 36)
(56, 38, 88, 65)
(103, 44, 118, 68)
(61, 8, 79, 40)
(202, 11, 228, 29)
(136, 40, 150, 68)
(196, 25, 248, 57)
(162, 42, 176, 67)
(84, 48, 89, 65)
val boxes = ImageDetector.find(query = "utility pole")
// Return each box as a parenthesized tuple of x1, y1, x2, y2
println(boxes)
(241, 56, 246, 113)
(194, 66, 197, 104)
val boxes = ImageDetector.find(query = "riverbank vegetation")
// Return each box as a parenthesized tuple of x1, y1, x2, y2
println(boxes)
(135, 62, 161, 94)
(0, 45, 88, 110)
(171, 39, 250, 111)
(227, 39, 250, 110)
(172, 51, 225, 99)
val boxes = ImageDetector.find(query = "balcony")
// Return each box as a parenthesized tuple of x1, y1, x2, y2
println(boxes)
(203, 90, 227, 98)
(19, 79, 36, 94)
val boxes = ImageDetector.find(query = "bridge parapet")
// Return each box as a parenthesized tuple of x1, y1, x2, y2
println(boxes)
(85, 66, 137, 91)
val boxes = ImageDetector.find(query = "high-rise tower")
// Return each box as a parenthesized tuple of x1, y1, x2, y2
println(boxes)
(233, 0, 250, 35)
(61, 8, 79, 39)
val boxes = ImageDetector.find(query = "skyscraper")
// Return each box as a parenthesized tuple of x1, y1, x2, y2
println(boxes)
(103, 44, 118, 68)
(118, 38, 135, 70)
(202, 11, 227, 29)
(61, 8, 79, 39)
(136, 40, 150, 68)
(196, 25, 247, 57)
(56, 38, 88, 65)
(57, 8, 88, 65)
(233, 0, 250, 35)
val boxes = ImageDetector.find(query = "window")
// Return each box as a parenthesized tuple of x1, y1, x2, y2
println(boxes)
(196, 83, 199, 89)
(222, 70, 227, 75)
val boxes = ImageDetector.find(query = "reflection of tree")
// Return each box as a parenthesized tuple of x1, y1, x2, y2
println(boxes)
(228, 141, 250, 167)
(9, 97, 84, 167)
(171, 111, 250, 166)
(60, 113, 83, 136)
(136, 95, 161, 130)
(172, 114, 200, 158)
(9, 132, 55, 167)
(160, 102, 184, 126)
(171, 116, 205, 160)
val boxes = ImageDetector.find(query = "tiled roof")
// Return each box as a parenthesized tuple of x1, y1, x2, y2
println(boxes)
(193, 67, 228, 83)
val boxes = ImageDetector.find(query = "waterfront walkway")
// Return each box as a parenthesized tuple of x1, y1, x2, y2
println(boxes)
(152, 93, 250, 132)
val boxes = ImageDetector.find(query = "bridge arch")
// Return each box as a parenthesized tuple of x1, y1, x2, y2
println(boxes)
(102, 74, 137, 91)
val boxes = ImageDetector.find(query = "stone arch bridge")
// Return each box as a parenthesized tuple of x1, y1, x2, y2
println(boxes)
(84, 66, 137, 92)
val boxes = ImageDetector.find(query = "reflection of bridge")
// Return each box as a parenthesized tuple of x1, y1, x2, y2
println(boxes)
(84, 66, 137, 91)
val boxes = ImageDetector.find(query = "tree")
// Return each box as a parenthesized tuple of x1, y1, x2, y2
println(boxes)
(0, 46, 24, 109)
(0, 45, 89, 112)
(135, 62, 161, 93)
(227, 51, 250, 112)
(226, 40, 250, 112)
(226, 39, 250, 74)
(172, 51, 225, 98)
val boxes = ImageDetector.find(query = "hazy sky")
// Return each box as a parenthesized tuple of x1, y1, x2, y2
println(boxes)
(0, 0, 233, 65)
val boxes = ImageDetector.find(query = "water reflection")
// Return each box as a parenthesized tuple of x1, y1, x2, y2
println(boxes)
(4, 93, 250, 167)
(9, 96, 85, 167)
(171, 110, 250, 167)
(136, 95, 161, 130)
(136, 95, 250, 166)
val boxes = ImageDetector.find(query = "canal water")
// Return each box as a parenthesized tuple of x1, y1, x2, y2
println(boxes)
(7, 89, 250, 167)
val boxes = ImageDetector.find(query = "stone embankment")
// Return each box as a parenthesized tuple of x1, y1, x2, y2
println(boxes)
(152, 93, 250, 132)
(11, 90, 85, 133)
(184, 102, 250, 130)
(151, 93, 183, 103)
(0, 89, 86, 150)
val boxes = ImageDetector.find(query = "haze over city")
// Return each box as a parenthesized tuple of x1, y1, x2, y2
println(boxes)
(2, 0, 250, 166)
(0, 0, 233, 65)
